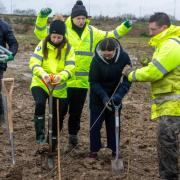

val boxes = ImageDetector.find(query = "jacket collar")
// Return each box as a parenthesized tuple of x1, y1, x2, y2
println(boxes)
(149, 25, 180, 47)
(95, 40, 121, 64)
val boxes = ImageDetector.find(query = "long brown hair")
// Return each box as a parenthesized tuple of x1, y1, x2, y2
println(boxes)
(42, 35, 68, 60)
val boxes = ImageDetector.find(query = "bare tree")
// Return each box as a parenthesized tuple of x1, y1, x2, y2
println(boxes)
(13, 9, 36, 16)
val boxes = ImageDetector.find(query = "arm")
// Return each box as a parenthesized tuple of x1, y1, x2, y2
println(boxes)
(89, 59, 109, 101)
(4, 23, 18, 56)
(128, 40, 180, 82)
(29, 42, 45, 77)
(59, 45, 76, 83)
(113, 54, 132, 102)
(34, 9, 51, 40)
(92, 20, 132, 46)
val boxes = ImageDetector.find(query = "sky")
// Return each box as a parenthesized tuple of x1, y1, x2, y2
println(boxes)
(2, 0, 180, 20)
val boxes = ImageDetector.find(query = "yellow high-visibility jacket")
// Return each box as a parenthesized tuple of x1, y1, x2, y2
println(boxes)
(29, 41, 75, 98)
(128, 25, 180, 119)
(34, 15, 131, 88)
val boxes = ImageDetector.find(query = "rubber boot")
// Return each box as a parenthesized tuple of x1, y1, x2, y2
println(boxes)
(34, 115, 46, 144)
(63, 134, 78, 153)
(69, 134, 78, 146)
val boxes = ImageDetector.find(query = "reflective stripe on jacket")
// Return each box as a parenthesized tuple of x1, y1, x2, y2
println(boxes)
(29, 41, 75, 98)
(34, 15, 131, 88)
(128, 25, 180, 119)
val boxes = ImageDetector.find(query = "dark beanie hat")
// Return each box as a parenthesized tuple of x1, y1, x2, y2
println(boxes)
(49, 20, 66, 36)
(71, 0, 88, 18)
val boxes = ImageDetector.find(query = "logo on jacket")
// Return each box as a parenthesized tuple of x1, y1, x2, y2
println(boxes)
(36, 46, 41, 51)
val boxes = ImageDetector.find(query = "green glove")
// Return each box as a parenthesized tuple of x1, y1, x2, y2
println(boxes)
(140, 57, 151, 66)
(0, 54, 14, 63)
(40, 8, 52, 18)
(123, 20, 132, 28)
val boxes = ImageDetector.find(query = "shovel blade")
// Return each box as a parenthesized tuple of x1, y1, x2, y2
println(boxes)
(47, 154, 54, 169)
(111, 159, 124, 175)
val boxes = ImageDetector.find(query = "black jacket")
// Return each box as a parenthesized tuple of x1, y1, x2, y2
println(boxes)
(0, 20, 18, 71)
(89, 39, 131, 107)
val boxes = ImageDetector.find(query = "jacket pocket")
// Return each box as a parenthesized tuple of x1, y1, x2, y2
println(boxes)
(152, 83, 173, 95)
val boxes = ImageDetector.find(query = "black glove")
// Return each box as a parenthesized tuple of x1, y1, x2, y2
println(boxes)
(111, 94, 122, 108)
(102, 96, 113, 111)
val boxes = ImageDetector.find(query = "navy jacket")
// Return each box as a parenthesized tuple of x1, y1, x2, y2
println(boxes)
(89, 39, 131, 107)
(0, 20, 18, 71)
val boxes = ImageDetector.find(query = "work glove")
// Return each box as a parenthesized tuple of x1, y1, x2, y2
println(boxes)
(122, 65, 133, 77)
(0, 54, 14, 63)
(102, 97, 113, 111)
(51, 74, 61, 85)
(42, 72, 51, 84)
(123, 20, 132, 28)
(140, 56, 151, 66)
(40, 8, 52, 18)
(112, 95, 122, 106)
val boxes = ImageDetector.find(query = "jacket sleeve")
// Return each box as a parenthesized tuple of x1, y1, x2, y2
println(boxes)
(92, 21, 132, 46)
(128, 39, 180, 82)
(89, 59, 109, 101)
(34, 13, 49, 40)
(59, 45, 76, 83)
(29, 41, 45, 77)
(4, 23, 18, 56)
(113, 53, 132, 101)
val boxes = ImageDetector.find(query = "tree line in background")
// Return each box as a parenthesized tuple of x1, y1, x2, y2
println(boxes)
(0, 0, 178, 21)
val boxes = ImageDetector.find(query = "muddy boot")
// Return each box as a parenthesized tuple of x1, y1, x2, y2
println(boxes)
(69, 134, 78, 146)
(34, 115, 46, 144)
(52, 136, 57, 152)
(63, 134, 78, 153)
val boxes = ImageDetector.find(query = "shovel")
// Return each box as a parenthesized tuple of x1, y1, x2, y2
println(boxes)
(42, 77, 56, 169)
(56, 99, 62, 180)
(2, 78, 15, 165)
(111, 105, 124, 175)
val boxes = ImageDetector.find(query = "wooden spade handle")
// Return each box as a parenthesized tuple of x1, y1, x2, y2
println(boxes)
(2, 78, 14, 133)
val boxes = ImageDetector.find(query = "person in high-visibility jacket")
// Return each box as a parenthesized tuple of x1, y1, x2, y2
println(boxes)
(123, 12, 180, 180)
(29, 17, 75, 149)
(34, 0, 132, 150)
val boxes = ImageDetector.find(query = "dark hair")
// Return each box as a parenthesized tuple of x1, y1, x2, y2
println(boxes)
(99, 38, 118, 51)
(42, 35, 68, 60)
(149, 12, 171, 27)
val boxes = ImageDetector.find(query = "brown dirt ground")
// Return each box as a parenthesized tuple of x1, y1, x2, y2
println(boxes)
(0, 31, 160, 179)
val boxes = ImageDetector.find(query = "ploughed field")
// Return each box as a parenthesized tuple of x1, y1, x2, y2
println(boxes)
(0, 25, 160, 179)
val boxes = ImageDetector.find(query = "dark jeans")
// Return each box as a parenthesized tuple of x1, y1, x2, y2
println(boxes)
(90, 104, 121, 153)
(157, 116, 180, 180)
(0, 71, 4, 116)
(66, 87, 88, 136)
(31, 86, 68, 135)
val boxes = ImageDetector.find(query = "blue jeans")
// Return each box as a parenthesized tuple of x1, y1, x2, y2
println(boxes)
(90, 105, 121, 153)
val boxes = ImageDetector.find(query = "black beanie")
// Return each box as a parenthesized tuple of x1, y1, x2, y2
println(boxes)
(71, 0, 88, 18)
(49, 20, 66, 36)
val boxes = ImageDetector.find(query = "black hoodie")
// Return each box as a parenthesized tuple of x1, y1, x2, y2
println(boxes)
(89, 39, 131, 107)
